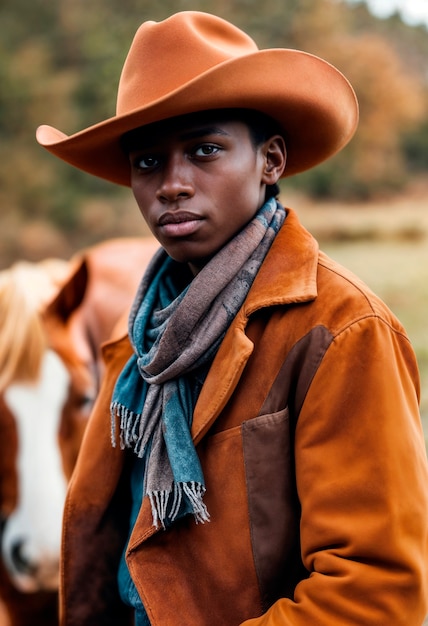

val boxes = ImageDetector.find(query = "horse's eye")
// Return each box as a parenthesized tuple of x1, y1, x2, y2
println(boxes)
(75, 392, 96, 415)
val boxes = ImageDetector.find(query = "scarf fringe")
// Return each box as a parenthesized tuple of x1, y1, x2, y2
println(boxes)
(111, 401, 144, 454)
(148, 481, 210, 529)
(113, 402, 210, 529)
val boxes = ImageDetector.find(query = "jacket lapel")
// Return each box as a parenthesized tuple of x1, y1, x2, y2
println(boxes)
(192, 322, 254, 444)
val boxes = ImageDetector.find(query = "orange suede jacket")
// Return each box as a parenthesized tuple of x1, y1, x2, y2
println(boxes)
(60, 208, 428, 626)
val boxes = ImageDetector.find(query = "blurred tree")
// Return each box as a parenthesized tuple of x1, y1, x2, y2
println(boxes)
(278, 0, 426, 198)
(403, 115, 428, 172)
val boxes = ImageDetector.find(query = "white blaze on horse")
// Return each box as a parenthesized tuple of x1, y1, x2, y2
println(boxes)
(0, 259, 71, 594)
(0, 238, 159, 626)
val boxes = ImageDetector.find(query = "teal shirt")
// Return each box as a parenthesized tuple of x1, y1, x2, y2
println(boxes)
(117, 454, 151, 625)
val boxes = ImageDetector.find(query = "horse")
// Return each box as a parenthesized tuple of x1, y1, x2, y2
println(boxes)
(0, 237, 159, 626)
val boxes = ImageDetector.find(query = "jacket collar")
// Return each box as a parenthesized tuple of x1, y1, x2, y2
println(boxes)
(245, 207, 319, 313)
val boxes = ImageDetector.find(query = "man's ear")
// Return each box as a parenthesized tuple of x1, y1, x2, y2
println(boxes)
(261, 135, 287, 184)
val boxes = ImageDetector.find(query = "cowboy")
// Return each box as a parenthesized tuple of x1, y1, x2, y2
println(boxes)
(37, 11, 428, 626)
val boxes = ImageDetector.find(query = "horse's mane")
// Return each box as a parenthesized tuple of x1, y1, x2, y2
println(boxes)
(0, 259, 70, 393)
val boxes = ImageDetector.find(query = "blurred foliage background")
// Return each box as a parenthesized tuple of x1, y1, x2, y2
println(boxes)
(0, 0, 427, 266)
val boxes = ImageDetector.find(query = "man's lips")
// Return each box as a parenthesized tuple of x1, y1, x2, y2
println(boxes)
(158, 211, 203, 237)
(158, 211, 202, 226)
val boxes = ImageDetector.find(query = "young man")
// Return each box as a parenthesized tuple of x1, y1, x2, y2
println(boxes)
(37, 11, 428, 626)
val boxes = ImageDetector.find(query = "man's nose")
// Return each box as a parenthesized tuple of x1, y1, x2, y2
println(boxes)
(156, 155, 194, 202)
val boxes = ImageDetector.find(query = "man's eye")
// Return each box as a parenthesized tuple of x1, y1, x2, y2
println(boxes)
(194, 144, 219, 157)
(134, 155, 158, 169)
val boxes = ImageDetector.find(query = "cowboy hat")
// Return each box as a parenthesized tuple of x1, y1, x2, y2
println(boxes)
(36, 11, 358, 186)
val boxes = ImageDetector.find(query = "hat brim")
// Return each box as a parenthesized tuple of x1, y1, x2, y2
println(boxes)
(36, 49, 358, 186)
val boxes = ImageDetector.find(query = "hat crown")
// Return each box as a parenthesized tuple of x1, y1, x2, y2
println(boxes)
(116, 11, 259, 115)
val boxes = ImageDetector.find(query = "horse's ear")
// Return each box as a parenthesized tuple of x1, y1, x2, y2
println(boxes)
(43, 258, 89, 323)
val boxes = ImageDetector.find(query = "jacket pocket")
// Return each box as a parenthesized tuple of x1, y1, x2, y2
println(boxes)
(242, 408, 305, 609)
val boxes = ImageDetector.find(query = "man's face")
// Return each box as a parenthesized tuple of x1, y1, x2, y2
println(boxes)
(128, 115, 284, 273)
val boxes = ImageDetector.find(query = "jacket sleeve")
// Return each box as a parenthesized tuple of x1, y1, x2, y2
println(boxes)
(242, 315, 428, 626)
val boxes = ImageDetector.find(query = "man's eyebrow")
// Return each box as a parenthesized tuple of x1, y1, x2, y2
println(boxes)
(125, 125, 230, 152)
(178, 126, 230, 141)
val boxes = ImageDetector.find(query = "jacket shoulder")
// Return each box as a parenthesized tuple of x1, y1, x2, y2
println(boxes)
(316, 250, 407, 337)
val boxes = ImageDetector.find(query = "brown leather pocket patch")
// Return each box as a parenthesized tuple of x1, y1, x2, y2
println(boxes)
(242, 409, 302, 608)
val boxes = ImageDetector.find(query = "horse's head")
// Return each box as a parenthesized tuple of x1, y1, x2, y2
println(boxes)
(0, 238, 158, 602)
(0, 260, 71, 595)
